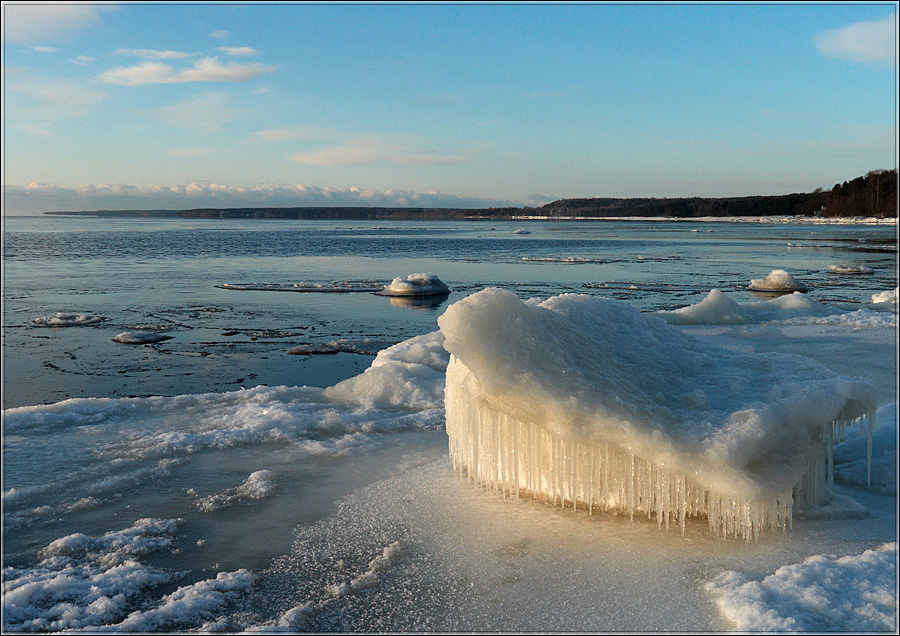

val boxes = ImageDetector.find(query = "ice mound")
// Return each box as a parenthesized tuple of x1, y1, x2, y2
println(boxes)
(375, 273, 450, 297)
(112, 331, 174, 344)
(658, 290, 841, 325)
(33, 312, 108, 327)
(439, 288, 877, 540)
(512, 228, 531, 234)
(871, 287, 898, 304)
(827, 264, 874, 275)
(748, 269, 809, 292)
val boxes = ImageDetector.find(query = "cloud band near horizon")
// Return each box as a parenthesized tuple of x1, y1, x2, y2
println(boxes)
(3, 182, 525, 215)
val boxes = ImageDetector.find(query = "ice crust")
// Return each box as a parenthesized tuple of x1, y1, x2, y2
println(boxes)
(375, 273, 450, 297)
(439, 288, 877, 539)
(748, 269, 809, 292)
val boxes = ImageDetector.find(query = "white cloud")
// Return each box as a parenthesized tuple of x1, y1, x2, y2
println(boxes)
(255, 127, 321, 141)
(814, 14, 896, 64)
(30, 46, 58, 53)
(99, 57, 275, 86)
(3, 182, 520, 214)
(210, 30, 230, 39)
(70, 56, 95, 66)
(289, 137, 470, 166)
(3, 5, 108, 43)
(114, 48, 194, 60)
(219, 47, 258, 57)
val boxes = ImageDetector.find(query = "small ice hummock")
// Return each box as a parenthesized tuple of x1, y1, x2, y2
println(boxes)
(512, 228, 531, 234)
(439, 288, 877, 541)
(34, 312, 108, 327)
(375, 273, 450, 297)
(112, 332, 174, 344)
(871, 287, 898, 304)
(748, 269, 809, 292)
(827, 264, 874, 275)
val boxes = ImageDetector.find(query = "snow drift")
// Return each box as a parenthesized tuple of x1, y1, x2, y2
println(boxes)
(439, 289, 877, 540)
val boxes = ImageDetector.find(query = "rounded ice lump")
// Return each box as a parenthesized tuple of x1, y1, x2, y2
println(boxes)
(439, 288, 877, 540)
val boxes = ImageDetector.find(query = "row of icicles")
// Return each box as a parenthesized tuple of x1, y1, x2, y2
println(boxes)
(445, 371, 873, 541)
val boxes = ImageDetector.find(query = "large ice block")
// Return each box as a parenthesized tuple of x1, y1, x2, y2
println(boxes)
(439, 289, 876, 540)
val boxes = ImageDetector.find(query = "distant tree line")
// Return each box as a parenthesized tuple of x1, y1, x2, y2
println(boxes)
(532, 169, 897, 219)
(819, 169, 897, 218)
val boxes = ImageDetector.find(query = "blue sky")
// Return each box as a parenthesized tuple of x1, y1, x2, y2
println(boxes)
(2, 2, 897, 214)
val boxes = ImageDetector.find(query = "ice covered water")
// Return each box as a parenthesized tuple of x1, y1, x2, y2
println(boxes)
(2, 216, 897, 632)
(440, 288, 878, 540)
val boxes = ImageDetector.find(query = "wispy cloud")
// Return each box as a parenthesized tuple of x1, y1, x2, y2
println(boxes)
(289, 137, 471, 166)
(814, 14, 896, 64)
(70, 56, 95, 66)
(168, 147, 212, 158)
(3, 182, 520, 214)
(30, 46, 58, 53)
(99, 57, 275, 86)
(153, 92, 237, 131)
(3, 4, 109, 43)
(210, 30, 230, 39)
(114, 48, 194, 60)
(5, 73, 107, 135)
(219, 46, 258, 57)
(254, 126, 338, 142)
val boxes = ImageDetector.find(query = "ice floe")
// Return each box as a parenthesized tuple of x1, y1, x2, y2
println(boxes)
(112, 331, 174, 344)
(375, 273, 450, 297)
(440, 288, 877, 540)
(189, 470, 277, 512)
(33, 312, 108, 327)
(219, 281, 383, 293)
(748, 269, 809, 292)
(827, 264, 874, 275)
(288, 338, 397, 356)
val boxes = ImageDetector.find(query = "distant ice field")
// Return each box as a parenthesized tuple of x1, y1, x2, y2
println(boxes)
(2, 216, 897, 632)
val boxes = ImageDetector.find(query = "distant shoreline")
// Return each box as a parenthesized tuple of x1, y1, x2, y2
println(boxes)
(41, 209, 897, 224)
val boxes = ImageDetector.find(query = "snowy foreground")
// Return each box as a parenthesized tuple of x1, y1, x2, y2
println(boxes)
(3, 288, 898, 633)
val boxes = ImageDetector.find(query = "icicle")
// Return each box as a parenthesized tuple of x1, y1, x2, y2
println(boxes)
(867, 410, 875, 488)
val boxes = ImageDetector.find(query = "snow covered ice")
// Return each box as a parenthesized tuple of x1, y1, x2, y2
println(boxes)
(748, 269, 809, 292)
(440, 288, 878, 540)
(33, 312, 108, 327)
(375, 273, 450, 297)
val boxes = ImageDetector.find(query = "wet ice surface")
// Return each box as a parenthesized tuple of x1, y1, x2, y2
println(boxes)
(2, 217, 898, 632)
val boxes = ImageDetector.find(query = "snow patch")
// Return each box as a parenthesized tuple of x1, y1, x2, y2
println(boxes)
(190, 470, 277, 512)
(705, 542, 898, 632)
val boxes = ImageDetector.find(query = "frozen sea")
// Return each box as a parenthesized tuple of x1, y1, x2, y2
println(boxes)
(2, 215, 898, 632)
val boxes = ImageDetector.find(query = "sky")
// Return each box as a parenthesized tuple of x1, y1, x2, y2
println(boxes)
(2, 2, 897, 214)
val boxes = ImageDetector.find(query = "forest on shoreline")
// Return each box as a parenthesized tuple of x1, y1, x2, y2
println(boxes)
(45, 169, 897, 220)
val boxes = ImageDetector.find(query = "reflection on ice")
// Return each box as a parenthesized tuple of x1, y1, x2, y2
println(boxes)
(439, 289, 877, 540)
